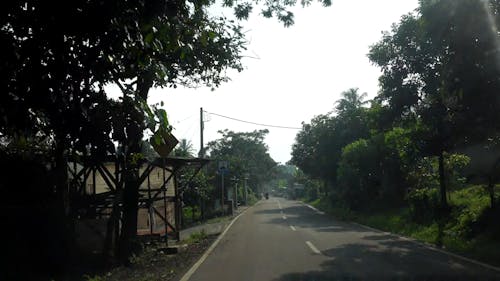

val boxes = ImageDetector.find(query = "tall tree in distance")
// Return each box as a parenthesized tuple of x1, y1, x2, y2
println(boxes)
(207, 130, 276, 194)
(291, 88, 370, 193)
(335, 88, 368, 113)
(172, 139, 195, 157)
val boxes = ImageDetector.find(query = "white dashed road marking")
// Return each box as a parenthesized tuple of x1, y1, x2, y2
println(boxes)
(305, 241, 321, 255)
(290, 225, 296, 231)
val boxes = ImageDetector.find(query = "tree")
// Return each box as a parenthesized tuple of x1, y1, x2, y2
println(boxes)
(368, 0, 500, 208)
(172, 139, 195, 157)
(337, 139, 378, 210)
(207, 129, 277, 194)
(291, 88, 370, 191)
(335, 88, 368, 113)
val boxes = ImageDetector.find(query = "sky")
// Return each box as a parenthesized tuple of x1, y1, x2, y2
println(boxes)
(142, 0, 419, 164)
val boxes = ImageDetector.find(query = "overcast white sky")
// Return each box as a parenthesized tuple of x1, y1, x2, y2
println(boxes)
(144, 0, 419, 164)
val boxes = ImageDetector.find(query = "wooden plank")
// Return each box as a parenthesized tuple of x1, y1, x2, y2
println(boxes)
(99, 163, 119, 188)
(152, 206, 176, 232)
(96, 165, 116, 191)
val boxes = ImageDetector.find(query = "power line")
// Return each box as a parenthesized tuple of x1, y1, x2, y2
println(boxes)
(175, 113, 196, 124)
(204, 110, 302, 130)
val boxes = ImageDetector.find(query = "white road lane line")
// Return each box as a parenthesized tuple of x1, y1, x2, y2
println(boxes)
(305, 241, 322, 255)
(276, 200, 282, 209)
(290, 225, 296, 231)
(179, 206, 253, 281)
(282, 215, 287, 220)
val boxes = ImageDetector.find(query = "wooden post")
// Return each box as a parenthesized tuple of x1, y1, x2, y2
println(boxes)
(148, 171, 153, 235)
(174, 167, 181, 241)
(162, 158, 168, 246)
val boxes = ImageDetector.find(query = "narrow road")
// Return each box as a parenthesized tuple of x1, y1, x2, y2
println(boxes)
(186, 197, 500, 281)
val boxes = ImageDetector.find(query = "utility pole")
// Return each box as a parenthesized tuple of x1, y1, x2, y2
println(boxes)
(199, 107, 204, 158)
(221, 172, 225, 215)
(218, 161, 228, 215)
(231, 176, 238, 210)
(235, 179, 238, 210)
(244, 173, 249, 205)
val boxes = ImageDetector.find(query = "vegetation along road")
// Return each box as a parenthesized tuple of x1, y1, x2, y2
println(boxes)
(183, 197, 500, 281)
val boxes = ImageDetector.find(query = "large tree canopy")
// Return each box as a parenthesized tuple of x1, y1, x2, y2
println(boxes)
(207, 129, 277, 193)
(368, 0, 500, 207)
(291, 88, 369, 184)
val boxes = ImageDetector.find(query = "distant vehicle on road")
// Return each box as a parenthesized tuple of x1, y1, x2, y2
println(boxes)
(265, 192, 269, 199)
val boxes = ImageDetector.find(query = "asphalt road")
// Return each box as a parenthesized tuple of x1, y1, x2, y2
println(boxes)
(186, 197, 500, 281)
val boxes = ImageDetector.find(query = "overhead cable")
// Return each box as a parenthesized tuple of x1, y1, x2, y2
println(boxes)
(204, 111, 302, 130)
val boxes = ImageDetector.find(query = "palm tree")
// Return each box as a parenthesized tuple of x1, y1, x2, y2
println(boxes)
(173, 138, 194, 157)
(335, 88, 368, 114)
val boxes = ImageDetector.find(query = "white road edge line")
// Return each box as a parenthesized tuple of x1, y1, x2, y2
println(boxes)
(179, 206, 254, 281)
(351, 222, 500, 273)
(306, 204, 325, 215)
(290, 225, 296, 231)
(305, 241, 321, 255)
(306, 204, 317, 211)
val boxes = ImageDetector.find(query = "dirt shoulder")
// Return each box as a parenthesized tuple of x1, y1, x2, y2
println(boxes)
(82, 234, 215, 281)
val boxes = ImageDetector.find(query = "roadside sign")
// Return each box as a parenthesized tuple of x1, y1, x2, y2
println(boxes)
(218, 161, 229, 174)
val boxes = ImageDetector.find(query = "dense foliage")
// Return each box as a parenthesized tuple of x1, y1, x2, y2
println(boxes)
(207, 129, 277, 194)
(292, 0, 500, 217)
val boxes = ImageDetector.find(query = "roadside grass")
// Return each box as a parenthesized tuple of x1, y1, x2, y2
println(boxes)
(183, 192, 259, 227)
(308, 185, 500, 267)
(182, 230, 208, 245)
(182, 206, 202, 226)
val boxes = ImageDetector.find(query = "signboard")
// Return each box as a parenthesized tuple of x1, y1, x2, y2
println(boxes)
(218, 161, 229, 174)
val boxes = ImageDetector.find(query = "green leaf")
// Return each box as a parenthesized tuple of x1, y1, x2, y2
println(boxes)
(145, 33, 154, 44)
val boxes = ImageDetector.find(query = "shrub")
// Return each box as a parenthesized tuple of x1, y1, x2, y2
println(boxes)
(449, 186, 500, 238)
(444, 153, 470, 191)
(407, 188, 440, 223)
(337, 139, 379, 210)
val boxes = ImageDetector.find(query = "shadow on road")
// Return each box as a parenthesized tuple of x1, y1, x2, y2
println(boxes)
(253, 208, 286, 215)
(362, 234, 397, 241)
(263, 202, 500, 281)
(260, 204, 372, 233)
(273, 239, 500, 281)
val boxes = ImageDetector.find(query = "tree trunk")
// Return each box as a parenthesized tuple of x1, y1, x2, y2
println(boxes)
(54, 141, 75, 272)
(488, 176, 495, 208)
(117, 71, 153, 263)
(118, 162, 140, 263)
(200, 197, 205, 221)
(438, 150, 448, 208)
(103, 189, 122, 260)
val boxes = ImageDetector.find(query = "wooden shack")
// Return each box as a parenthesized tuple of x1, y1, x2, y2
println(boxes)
(69, 156, 209, 254)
